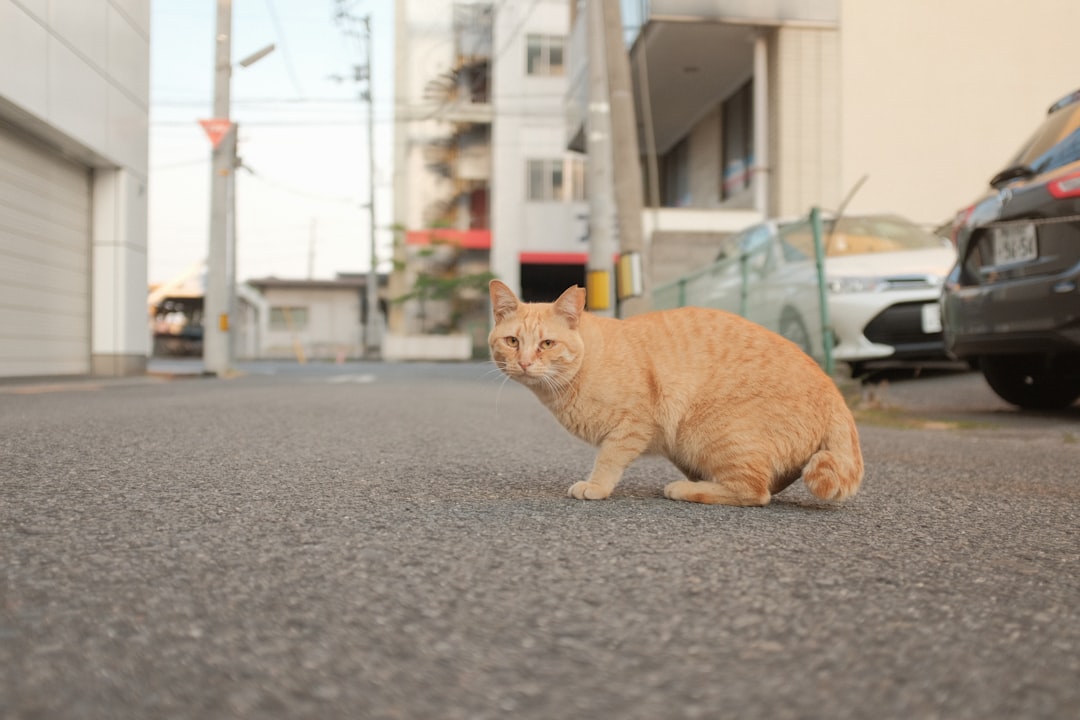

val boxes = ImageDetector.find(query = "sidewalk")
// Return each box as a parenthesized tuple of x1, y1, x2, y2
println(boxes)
(146, 357, 208, 377)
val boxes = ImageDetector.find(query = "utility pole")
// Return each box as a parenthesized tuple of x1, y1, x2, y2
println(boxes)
(362, 15, 379, 358)
(333, 4, 381, 357)
(202, 3, 274, 375)
(600, 0, 650, 316)
(204, 0, 235, 376)
(585, 0, 616, 317)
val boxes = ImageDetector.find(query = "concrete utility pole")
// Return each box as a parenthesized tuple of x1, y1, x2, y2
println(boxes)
(600, 0, 650, 317)
(585, 0, 616, 317)
(204, 2, 274, 375)
(333, 3, 381, 357)
(362, 15, 380, 358)
(204, 0, 235, 376)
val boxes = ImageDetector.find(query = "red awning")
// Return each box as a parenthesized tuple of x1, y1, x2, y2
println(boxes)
(406, 229, 491, 249)
(519, 251, 588, 265)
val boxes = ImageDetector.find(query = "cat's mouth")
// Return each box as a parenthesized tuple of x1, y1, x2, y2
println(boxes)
(515, 369, 542, 384)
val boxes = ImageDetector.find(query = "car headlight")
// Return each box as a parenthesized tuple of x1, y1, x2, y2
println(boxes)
(827, 277, 887, 294)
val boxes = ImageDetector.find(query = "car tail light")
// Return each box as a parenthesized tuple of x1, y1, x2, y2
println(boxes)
(1048, 171, 1080, 199)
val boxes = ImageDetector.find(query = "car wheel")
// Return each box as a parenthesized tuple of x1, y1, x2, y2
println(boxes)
(979, 354, 1080, 410)
(779, 309, 812, 355)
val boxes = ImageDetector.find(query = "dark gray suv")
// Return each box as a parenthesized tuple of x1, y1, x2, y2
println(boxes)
(943, 89, 1080, 409)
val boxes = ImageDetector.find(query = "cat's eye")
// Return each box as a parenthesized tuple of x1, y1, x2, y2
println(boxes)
(505, 336, 519, 348)
(540, 339, 555, 350)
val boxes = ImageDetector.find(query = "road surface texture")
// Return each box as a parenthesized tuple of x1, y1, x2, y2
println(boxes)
(2, 362, 1077, 719)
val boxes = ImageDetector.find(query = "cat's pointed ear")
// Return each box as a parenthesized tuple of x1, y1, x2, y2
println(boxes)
(489, 280, 519, 322)
(553, 285, 586, 329)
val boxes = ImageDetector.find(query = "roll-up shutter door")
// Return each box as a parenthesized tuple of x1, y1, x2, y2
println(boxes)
(0, 125, 92, 377)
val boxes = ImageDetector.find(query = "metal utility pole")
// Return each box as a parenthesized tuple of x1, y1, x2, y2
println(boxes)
(585, 0, 616, 317)
(600, 0, 650, 316)
(333, 3, 380, 357)
(204, 0, 235, 376)
(362, 15, 380, 358)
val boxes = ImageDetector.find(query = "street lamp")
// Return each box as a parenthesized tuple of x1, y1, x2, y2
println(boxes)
(203, 0, 275, 376)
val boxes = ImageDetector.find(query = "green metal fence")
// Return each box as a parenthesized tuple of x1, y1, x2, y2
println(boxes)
(653, 207, 835, 375)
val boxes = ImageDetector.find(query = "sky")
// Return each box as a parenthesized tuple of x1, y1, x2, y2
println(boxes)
(148, 0, 395, 286)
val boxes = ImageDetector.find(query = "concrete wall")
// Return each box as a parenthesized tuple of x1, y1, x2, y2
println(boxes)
(0, 0, 150, 376)
(839, 0, 1080, 225)
(771, 25, 841, 219)
(687, 106, 722, 207)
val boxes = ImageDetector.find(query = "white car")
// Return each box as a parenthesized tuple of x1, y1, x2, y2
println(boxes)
(701, 214, 956, 375)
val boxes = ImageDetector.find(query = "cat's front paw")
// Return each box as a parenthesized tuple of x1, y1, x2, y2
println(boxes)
(567, 481, 611, 500)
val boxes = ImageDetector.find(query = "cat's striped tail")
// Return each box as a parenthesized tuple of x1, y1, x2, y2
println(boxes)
(802, 403, 863, 501)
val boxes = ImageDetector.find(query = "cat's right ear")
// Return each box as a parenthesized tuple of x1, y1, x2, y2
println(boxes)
(489, 280, 519, 322)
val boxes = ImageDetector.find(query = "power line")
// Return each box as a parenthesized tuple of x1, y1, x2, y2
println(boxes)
(240, 165, 361, 204)
(490, 0, 542, 67)
(262, 0, 305, 96)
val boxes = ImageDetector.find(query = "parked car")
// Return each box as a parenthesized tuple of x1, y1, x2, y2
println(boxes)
(706, 214, 955, 375)
(942, 88, 1080, 409)
(705, 219, 822, 355)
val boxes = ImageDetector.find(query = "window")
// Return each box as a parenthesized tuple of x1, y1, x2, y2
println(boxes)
(527, 157, 587, 202)
(722, 80, 754, 200)
(270, 306, 308, 331)
(527, 159, 562, 201)
(527, 34, 565, 76)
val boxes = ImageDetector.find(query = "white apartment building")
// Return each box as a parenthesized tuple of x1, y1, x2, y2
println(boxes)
(392, 0, 585, 354)
(0, 0, 150, 378)
(566, 0, 1080, 288)
(490, 0, 588, 302)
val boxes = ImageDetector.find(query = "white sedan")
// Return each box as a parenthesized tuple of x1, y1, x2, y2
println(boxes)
(817, 216, 955, 374)
(699, 214, 956, 375)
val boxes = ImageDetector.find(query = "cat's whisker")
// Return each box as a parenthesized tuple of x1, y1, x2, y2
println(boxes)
(494, 373, 512, 416)
(481, 362, 508, 381)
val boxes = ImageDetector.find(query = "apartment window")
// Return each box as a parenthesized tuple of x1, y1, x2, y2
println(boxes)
(527, 34, 565, 76)
(722, 80, 754, 199)
(527, 159, 563, 201)
(527, 157, 586, 202)
(270, 306, 309, 331)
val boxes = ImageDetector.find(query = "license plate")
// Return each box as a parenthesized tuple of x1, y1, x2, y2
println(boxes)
(921, 302, 942, 334)
(991, 223, 1037, 266)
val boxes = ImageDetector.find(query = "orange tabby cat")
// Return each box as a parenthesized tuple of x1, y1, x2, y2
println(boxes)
(488, 280, 863, 506)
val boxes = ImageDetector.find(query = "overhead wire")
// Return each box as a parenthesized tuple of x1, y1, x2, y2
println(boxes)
(261, 0, 306, 96)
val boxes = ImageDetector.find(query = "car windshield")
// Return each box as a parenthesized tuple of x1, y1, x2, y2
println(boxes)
(780, 215, 947, 259)
(1005, 100, 1080, 175)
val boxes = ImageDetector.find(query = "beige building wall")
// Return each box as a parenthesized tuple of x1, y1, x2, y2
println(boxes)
(839, 0, 1080, 225)
(771, 25, 841, 219)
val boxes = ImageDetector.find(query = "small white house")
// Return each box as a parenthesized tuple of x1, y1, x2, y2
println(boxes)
(246, 276, 384, 361)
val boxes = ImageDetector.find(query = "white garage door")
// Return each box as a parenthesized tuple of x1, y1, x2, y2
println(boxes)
(0, 125, 92, 377)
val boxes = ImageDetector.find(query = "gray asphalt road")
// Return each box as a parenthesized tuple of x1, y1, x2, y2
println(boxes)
(2, 363, 1078, 720)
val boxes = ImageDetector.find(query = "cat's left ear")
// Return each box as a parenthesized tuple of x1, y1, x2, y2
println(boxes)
(553, 285, 586, 329)
(490, 280, 520, 322)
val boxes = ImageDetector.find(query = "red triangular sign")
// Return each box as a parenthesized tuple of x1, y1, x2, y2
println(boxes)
(199, 118, 234, 149)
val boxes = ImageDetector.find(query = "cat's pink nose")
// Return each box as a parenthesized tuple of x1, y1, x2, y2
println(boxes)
(518, 360, 531, 371)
